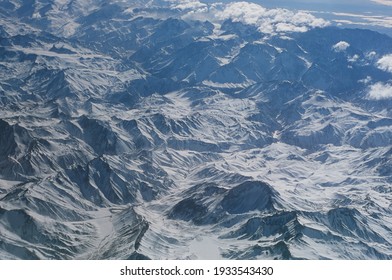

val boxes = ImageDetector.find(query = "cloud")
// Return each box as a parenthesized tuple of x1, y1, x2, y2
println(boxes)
(215, 2, 329, 34)
(371, 0, 392, 6)
(377, 54, 392, 73)
(367, 82, 392, 100)
(359, 76, 372, 84)
(332, 12, 392, 29)
(169, 0, 207, 10)
(332, 41, 350, 52)
(168, 1, 329, 34)
(366, 51, 377, 60)
(216, 2, 267, 25)
(275, 22, 308, 33)
(348, 54, 359, 62)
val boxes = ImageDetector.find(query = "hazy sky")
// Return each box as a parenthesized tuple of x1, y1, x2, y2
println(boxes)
(202, 0, 392, 14)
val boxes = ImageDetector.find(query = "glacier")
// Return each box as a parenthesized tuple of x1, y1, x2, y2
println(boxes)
(0, 0, 392, 259)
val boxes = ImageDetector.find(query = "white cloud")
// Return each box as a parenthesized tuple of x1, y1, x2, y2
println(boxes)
(348, 54, 359, 63)
(275, 22, 308, 33)
(371, 0, 392, 6)
(214, 2, 329, 34)
(366, 51, 377, 60)
(332, 41, 350, 52)
(367, 82, 392, 100)
(216, 2, 267, 25)
(168, 1, 329, 34)
(168, 0, 207, 11)
(359, 76, 372, 84)
(377, 54, 392, 73)
(332, 12, 392, 29)
(32, 12, 41, 19)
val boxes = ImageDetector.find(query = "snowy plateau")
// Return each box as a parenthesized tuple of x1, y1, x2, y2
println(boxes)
(1, 0, 392, 260)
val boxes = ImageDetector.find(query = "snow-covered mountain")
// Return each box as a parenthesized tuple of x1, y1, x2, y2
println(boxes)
(1, 0, 392, 259)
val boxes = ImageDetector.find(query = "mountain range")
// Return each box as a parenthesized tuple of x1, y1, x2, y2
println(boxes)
(1, 0, 392, 259)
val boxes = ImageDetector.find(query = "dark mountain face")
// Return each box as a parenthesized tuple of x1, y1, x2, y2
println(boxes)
(0, 0, 392, 260)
